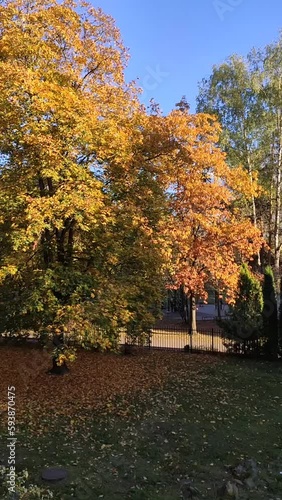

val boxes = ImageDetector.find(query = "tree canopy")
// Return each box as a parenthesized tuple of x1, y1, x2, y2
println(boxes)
(0, 0, 264, 346)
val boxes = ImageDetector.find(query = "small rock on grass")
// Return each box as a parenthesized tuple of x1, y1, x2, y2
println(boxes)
(217, 481, 239, 499)
(180, 479, 201, 498)
(41, 467, 68, 482)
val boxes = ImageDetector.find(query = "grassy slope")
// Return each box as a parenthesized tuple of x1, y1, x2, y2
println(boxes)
(0, 347, 282, 499)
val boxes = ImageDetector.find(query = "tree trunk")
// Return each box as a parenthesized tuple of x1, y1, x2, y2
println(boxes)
(215, 290, 222, 320)
(217, 298, 222, 321)
(48, 332, 69, 375)
(49, 358, 69, 375)
(274, 157, 281, 292)
(246, 152, 261, 268)
(56, 228, 66, 264)
(66, 221, 75, 265)
(180, 285, 189, 323)
(55, 218, 75, 266)
(184, 294, 189, 324)
(189, 294, 197, 333)
(38, 176, 53, 266)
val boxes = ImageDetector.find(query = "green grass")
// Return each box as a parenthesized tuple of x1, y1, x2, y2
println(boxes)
(1, 352, 282, 499)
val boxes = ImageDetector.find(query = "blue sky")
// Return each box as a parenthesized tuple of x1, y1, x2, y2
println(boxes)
(93, 0, 282, 114)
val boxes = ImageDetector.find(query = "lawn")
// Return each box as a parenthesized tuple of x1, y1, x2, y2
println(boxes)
(0, 346, 282, 499)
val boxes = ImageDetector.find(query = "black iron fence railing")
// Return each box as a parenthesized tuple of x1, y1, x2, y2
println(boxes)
(0, 327, 268, 358)
(125, 327, 267, 357)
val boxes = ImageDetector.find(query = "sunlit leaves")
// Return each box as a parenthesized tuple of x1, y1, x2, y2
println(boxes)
(163, 110, 264, 302)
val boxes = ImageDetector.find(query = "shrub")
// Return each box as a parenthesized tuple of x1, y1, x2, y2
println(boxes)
(219, 264, 263, 342)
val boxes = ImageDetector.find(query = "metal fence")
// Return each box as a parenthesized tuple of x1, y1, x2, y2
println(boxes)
(0, 326, 267, 358)
(125, 327, 266, 357)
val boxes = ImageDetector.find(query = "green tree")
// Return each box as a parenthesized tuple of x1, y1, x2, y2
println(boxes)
(262, 266, 278, 358)
(219, 264, 263, 342)
(197, 41, 282, 286)
(197, 55, 264, 244)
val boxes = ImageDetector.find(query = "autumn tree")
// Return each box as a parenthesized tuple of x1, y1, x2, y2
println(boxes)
(0, 0, 268, 363)
(162, 108, 264, 332)
(0, 0, 168, 366)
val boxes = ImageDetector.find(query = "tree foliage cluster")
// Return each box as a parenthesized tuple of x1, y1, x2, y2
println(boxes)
(219, 264, 279, 357)
(197, 38, 282, 295)
(0, 0, 264, 350)
(197, 35, 282, 350)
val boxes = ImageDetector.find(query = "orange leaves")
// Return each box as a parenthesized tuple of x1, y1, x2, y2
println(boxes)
(163, 110, 264, 301)
(0, 1, 266, 340)
(0, 346, 221, 428)
(122, 104, 265, 305)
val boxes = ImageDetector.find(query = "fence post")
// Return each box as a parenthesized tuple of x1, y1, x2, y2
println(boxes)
(211, 328, 214, 352)
(189, 327, 193, 353)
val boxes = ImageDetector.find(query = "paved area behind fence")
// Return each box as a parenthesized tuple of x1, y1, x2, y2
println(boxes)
(150, 328, 228, 352)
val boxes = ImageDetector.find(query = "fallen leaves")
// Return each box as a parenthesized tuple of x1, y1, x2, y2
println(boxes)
(0, 346, 282, 499)
(0, 345, 220, 431)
